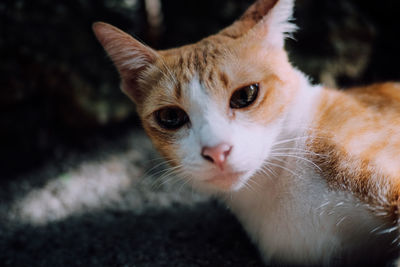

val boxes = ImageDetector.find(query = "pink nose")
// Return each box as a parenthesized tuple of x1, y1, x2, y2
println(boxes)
(201, 143, 232, 170)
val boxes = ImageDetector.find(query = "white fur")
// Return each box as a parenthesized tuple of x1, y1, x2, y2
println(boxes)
(177, 77, 283, 192)
(175, 72, 396, 265)
(221, 76, 395, 265)
(225, 164, 394, 265)
(267, 0, 297, 34)
(284, 69, 321, 134)
(262, 0, 297, 47)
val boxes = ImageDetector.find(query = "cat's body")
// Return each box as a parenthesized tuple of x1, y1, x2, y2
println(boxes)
(227, 157, 394, 266)
(226, 81, 400, 266)
(93, 0, 400, 265)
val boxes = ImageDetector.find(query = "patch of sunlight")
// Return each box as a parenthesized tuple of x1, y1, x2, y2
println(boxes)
(12, 154, 135, 225)
(10, 142, 209, 225)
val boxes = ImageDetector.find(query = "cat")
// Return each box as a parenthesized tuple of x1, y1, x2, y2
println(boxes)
(93, 0, 400, 266)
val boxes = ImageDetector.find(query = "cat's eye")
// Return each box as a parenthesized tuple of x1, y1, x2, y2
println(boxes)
(155, 107, 189, 130)
(230, 83, 259, 109)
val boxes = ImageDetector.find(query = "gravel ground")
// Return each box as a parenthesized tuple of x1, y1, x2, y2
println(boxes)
(0, 128, 264, 267)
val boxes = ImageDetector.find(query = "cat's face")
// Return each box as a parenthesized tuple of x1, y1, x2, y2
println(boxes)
(140, 39, 297, 192)
(94, 0, 297, 192)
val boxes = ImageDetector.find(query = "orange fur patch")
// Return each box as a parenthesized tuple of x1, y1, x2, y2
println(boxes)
(309, 83, 400, 221)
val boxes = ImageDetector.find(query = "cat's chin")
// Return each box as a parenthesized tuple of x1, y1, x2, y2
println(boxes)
(200, 170, 252, 192)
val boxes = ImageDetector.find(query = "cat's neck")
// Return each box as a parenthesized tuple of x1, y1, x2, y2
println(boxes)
(282, 69, 323, 137)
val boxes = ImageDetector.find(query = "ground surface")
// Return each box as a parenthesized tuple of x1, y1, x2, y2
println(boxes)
(0, 129, 264, 267)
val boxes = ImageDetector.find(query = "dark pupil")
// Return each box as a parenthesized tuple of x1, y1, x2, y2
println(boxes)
(156, 107, 188, 129)
(230, 84, 259, 109)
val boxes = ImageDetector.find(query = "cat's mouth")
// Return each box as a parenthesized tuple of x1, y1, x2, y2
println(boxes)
(204, 171, 247, 190)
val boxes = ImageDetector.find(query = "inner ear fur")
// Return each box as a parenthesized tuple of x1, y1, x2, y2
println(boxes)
(93, 22, 158, 103)
(219, 0, 279, 39)
(219, 0, 296, 48)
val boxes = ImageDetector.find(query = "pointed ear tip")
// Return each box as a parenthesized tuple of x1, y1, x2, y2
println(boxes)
(92, 21, 109, 33)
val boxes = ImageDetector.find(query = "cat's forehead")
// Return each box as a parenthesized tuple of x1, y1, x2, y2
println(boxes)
(142, 38, 234, 107)
(160, 37, 234, 84)
(141, 35, 276, 117)
(152, 37, 267, 95)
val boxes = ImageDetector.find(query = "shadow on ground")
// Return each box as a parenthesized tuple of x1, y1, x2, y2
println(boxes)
(1, 203, 263, 267)
(0, 129, 264, 267)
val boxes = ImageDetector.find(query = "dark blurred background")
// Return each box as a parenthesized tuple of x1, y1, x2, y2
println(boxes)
(1, 0, 400, 266)
(1, 0, 400, 179)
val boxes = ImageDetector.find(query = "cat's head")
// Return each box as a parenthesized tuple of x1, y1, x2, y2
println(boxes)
(94, 0, 302, 192)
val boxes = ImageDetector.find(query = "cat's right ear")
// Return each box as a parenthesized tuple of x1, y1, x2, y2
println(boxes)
(93, 22, 157, 103)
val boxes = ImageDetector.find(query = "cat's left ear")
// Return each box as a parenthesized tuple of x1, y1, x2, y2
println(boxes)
(221, 0, 296, 48)
(93, 22, 158, 103)
(249, 0, 297, 48)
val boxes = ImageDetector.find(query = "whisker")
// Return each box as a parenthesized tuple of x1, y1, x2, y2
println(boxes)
(177, 174, 194, 193)
(264, 161, 298, 177)
(151, 165, 183, 189)
(158, 55, 178, 82)
(247, 177, 262, 191)
(157, 56, 179, 87)
(149, 164, 180, 182)
(143, 159, 174, 177)
(377, 225, 398, 235)
(270, 147, 324, 157)
(272, 136, 310, 146)
(257, 166, 276, 178)
(243, 181, 255, 193)
(139, 158, 175, 183)
(269, 153, 322, 171)
(150, 63, 176, 87)
(155, 172, 182, 189)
